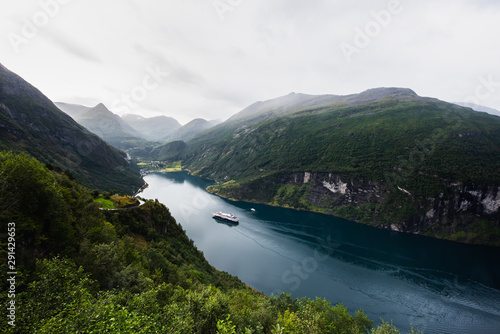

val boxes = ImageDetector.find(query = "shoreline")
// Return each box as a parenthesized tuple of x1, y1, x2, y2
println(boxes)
(133, 180, 149, 198)
(141, 169, 500, 248)
(205, 183, 500, 249)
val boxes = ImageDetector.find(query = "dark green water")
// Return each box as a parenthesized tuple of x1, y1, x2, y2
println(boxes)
(140, 172, 500, 334)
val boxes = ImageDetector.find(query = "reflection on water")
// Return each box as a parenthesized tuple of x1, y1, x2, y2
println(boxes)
(140, 172, 500, 334)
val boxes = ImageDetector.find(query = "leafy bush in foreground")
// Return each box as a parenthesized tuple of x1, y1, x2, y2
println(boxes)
(0, 152, 414, 333)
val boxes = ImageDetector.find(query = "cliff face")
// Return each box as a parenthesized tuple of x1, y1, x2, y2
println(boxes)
(417, 183, 500, 234)
(211, 172, 500, 246)
(183, 88, 500, 246)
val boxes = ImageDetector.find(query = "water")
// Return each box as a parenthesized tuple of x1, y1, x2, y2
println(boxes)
(140, 172, 500, 333)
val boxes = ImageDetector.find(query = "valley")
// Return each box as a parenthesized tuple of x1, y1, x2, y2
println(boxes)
(2, 63, 500, 333)
(140, 89, 500, 246)
(139, 171, 500, 334)
(50, 84, 500, 248)
(3, 2, 500, 333)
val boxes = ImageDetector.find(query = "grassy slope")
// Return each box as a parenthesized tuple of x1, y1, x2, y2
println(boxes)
(186, 98, 500, 187)
(0, 152, 410, 333)
(175, 95, 500, 245)
(0, 64, 143, 193)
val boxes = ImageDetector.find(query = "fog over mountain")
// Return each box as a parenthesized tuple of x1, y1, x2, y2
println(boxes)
(121, 114, 181, 141)
(54, 102, 92, 119)
(161, 118, 221, 142)
(0, 63, 142, 193)
(454, 102, 500, 117)
(2, 1, 499, 122)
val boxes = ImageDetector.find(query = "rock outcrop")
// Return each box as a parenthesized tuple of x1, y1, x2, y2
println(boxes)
(211, 172, 500, 245)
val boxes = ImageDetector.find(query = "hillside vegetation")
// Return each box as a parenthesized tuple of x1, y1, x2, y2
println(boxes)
(74, 103, 149, 150)
(186, 90, 500, 184)
(0, 63, 143, 193)
(152, 89, 500, 245)
(0, 152, 415, 333)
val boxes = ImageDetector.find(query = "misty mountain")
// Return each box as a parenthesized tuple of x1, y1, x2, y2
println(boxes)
(228, 88, 419, 124)
(0, 63, 143, 193)
(454, 102, 500, 117)
(121, 114, 181, 141)
(54, 102, 92, 119)
(79, 103, 140, 136)
(162, 118, 220, 142)
(158, 87, 500, 245)
(58, 102, 148, 149)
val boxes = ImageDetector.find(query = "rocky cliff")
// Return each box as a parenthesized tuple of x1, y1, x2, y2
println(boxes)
(170, 88, 500, 246)
(209, 172, 500, 246)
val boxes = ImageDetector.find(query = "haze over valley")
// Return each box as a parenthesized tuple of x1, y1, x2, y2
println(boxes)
(2, 1, 500, 333)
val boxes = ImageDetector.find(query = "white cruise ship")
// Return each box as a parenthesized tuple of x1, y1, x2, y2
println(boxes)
(212, 211, 239, 223)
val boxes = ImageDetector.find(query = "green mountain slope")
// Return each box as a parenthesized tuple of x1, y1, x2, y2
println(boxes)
(170, 88, 500, 245)
(71, 103, 148, 149)
(0, 63, 143, 193)
(1, 152, 402, 333)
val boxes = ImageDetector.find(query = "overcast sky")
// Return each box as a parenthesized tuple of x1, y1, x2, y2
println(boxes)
(1, 0, 500, 124)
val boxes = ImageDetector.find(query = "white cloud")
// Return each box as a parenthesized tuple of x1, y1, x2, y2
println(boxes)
(1, 0, 499, 124)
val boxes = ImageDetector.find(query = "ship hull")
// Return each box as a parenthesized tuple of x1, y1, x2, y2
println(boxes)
(212, 212, 239, 224)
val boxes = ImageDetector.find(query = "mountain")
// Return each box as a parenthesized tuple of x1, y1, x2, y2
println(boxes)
(227, 88, 419, 123)
(454, 102, 500, 117)
(54, 102, 92, 119)
(145, 119, 220, 161)
(0, 151, 383, 333)
(0, 63, 143, 193)
(162, 118, 220, 142)
(73, 103, 146, 149)
(164, 88, 500, 245)
(121, 113, 181, 141)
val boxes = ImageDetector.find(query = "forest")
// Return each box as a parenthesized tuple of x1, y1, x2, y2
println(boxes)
(0, 151, 418, 333)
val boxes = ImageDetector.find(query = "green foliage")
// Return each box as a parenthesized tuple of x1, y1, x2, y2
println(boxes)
(371, 321, 401, 334)
(0, 64, 143, 194)
(272, 298, 372, 334)
(183, 99, 500, 186)
(273, 184, 310, 210)
(370, 320, 423, 334)
(165, 97, 500, 245)
(0, 151, 74, 259)
(0, 152, 409, 333)
(217, 315, 237, 334)
(94, 197, 116, 209)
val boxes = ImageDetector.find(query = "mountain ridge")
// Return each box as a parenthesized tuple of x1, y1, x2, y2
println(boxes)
(56, 101, 149, 149)
(454, 101, 500, 117)
(158, 87, 500, 245)
(121, 113, 181, 141)
(161, 118, 221, 142)
(227, 87, 420, 124)
(54, 102, 92, 119)
(0, 63, 143, 193)
(78, 103, 142, 137)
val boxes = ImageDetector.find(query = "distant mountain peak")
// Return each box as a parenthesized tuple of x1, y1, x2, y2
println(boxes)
(55, 102, 92, 119)
(0, 63, 142, 192)
(121, 113, 181, 141)
(88, 103, 111, 113)
(228, 87, 421, 123)
(160, 118, 220, 143)
(122, 113, 145, 121)
(454, 102, 500, 117)
(360, 87, 417, 96)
